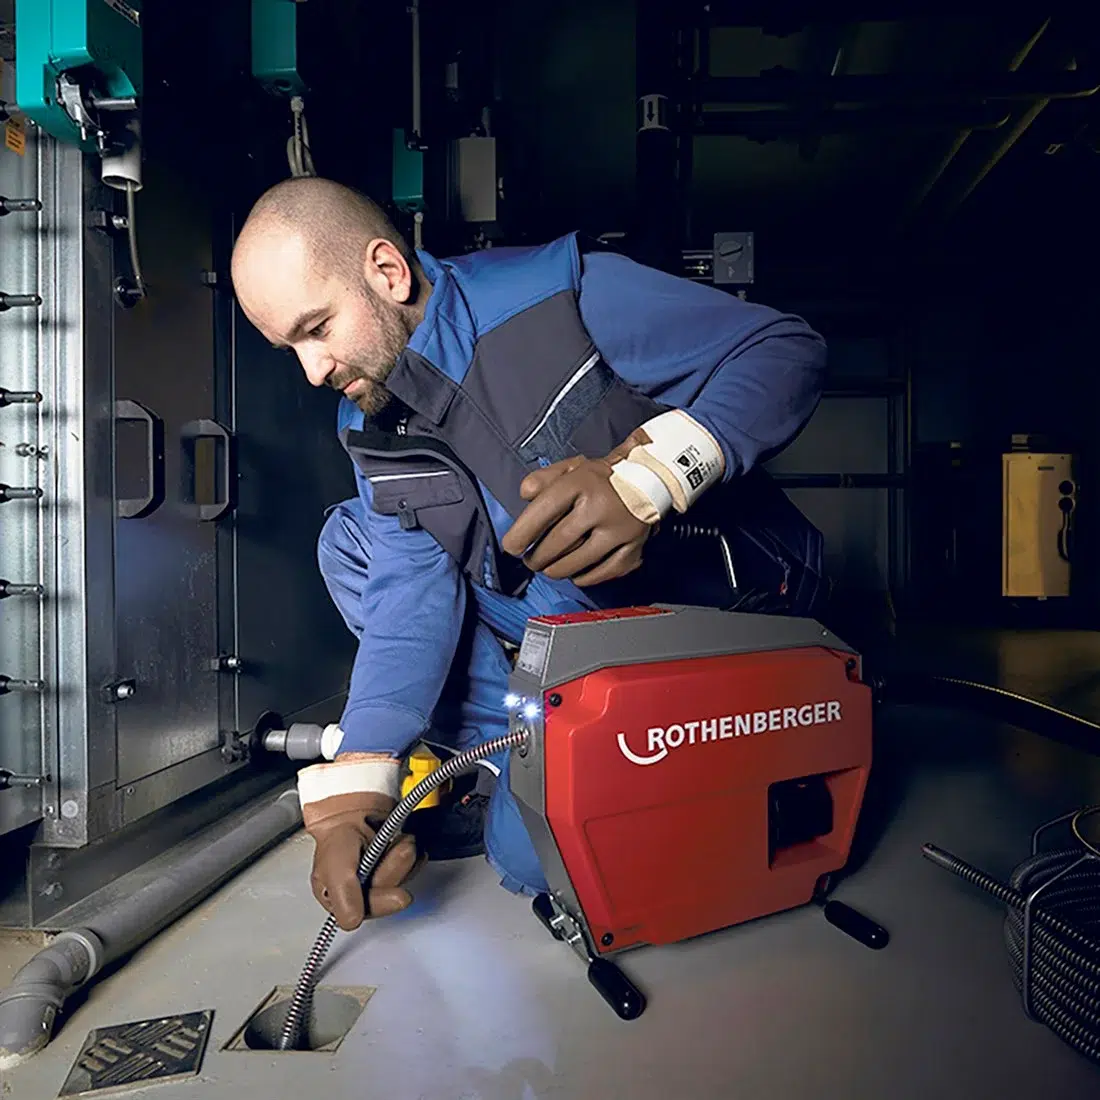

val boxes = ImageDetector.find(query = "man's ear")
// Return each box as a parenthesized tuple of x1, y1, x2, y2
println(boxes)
(363, 238, 413, 305)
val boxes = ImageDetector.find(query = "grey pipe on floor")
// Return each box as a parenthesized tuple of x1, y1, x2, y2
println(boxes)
(0, 786, 302, 1069)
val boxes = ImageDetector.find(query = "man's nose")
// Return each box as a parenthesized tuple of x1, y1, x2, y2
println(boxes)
(297, 346, 333, 388)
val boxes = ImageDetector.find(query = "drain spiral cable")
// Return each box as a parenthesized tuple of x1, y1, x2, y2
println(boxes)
(922, 806, 1100, 1067)
(279, 729, 529, 1051)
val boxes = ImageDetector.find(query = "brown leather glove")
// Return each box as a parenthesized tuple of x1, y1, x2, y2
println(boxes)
(300, 759, 424, 932)
(500, 429, 655, 587)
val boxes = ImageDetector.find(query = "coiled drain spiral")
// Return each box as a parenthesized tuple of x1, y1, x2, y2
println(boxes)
(923, 807, 1100, 1066)
(279, 729, 528, 1051)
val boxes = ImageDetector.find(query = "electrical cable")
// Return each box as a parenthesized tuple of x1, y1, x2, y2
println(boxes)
(124, 183, 146, 300)
(287, 96, 316, 178)
(922, 807, 1100, 1067)
(1058, 504, 1073, 563)
(278, 728, 529, 1051)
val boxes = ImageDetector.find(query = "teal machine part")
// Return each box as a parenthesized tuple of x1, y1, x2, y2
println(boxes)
(251, 0, 307, 97)
(393, 129, 425, 214)
(14, 0, 143, 153)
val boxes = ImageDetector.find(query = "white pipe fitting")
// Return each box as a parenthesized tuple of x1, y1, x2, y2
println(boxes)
(101, 120, 142, 192)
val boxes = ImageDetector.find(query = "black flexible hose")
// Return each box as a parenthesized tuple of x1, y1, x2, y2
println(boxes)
(922, 843, 1100, 1066)
(279, 729, 529, 1051)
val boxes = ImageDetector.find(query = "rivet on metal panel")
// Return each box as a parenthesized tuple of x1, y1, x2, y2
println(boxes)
(0, 579, 45, 599)
(0, 292, 43, 311)
(14, 443, 49, 459)
(0, 196, 42, 215)
(90, 209, 129, 234)
(0, 387, 42, 406)
(0, 484, 43, 503)
(0, 675, 45, 694)
(103, 679, 136, 702)
(0, 770, 46, 790)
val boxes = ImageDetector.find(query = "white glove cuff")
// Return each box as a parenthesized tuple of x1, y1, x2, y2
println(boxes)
(635, 409, 725, 512)
(609, 458, 674, 524)
(297, 757, 402, 806)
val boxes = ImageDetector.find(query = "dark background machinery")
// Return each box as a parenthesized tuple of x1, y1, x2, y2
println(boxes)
(1, 0, 1100, 1032)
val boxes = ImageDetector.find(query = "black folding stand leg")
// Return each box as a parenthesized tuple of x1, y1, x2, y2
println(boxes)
(532, 893, 647, 1020)
(813, 875, 890, 949)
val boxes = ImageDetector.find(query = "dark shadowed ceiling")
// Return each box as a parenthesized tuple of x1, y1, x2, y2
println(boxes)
(3, 2, 1097, 288)
(490, 5, 1100, 285)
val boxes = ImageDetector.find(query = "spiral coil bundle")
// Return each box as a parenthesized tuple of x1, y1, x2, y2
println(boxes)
(923, 806, 1100, 1066)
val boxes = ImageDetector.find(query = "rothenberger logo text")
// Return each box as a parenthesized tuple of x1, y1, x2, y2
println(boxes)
(616, 700, 843, 766)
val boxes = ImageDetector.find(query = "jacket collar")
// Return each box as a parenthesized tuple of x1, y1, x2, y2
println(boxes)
(384, 249, 474, 425)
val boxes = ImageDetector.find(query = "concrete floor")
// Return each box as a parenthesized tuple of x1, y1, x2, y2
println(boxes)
(2, 704, 1100, 1100)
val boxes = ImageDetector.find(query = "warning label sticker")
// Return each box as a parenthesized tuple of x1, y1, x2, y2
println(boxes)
(516, 629, 551, 680)
(5, 117, 25, 157)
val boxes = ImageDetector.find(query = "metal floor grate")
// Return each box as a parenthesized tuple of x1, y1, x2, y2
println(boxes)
(58, 1010, 213, 1097)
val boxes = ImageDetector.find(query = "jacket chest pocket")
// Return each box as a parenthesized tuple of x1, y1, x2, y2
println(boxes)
(514, 349, 666, 468)
(516, 350, 611, 466)
(368, 465, 466, 530)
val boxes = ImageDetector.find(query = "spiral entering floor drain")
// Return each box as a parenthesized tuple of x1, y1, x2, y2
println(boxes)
(223, 986, 375, 1053)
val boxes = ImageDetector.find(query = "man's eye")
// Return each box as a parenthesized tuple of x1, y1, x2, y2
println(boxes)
(308, 321, 329, 339)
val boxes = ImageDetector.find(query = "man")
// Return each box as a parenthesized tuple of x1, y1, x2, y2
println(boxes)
(231, 176, 828, 933)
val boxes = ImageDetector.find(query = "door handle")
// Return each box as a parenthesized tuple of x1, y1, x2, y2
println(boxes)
(114, 399, 165, 519)
(180, 418, 235, 522)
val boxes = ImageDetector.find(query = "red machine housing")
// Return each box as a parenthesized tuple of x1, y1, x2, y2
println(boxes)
(533, 617, 873, 955)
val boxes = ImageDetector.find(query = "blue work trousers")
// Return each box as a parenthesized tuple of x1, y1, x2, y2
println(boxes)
(317, 499, 549, 897)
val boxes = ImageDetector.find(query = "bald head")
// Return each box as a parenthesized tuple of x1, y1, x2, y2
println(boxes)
(234, 177, 414, 283)
(231, 177, 428, 417)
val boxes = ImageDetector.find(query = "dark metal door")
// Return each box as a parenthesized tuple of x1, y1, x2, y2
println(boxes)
(112, 158, 225, 789)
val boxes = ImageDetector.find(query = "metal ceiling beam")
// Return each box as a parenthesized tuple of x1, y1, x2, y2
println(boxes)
(936, 91, 1059, 219)
(901, 18, 1051, 222)
(693, 69, 1100, 107)
(694, 3, 1034, 32)
(696, 102, 1013, 138)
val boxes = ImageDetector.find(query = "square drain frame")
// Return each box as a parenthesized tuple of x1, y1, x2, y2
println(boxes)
(57, 1010, 214, 1097)
(222, 985, 376, 1054)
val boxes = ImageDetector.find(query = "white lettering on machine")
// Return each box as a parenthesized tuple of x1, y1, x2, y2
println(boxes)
(617, 700, 843, 766)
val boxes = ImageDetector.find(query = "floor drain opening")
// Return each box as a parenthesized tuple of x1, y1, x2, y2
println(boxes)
(224, 986, 374, 1054)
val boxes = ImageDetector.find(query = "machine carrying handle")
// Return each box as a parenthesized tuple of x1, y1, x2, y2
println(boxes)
(114, 399, 165, 519)
(180, 418, 235, 522)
